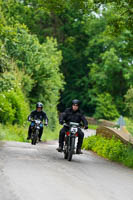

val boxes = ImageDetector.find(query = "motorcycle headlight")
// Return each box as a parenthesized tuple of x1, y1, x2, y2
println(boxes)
(36, 125, 40, 129)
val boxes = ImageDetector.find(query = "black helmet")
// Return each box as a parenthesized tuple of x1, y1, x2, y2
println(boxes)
(72, 99, 80, 105)
(36, 102, 43, 109)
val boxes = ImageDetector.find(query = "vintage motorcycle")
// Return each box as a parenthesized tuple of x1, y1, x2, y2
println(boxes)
(63, 122, 80, 161)
(31, 119, 42, 145)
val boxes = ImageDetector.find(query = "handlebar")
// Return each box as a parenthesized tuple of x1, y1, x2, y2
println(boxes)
(63, 122, 80, 127)
(63, 122, 87, 129)
(30, 120, 48, 126)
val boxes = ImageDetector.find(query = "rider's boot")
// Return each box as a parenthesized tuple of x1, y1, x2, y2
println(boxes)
(27, 129, 31, 140)
(27, 133, 31, 140)
(76, 148, 83, 154)
(56, 143, 63, 152)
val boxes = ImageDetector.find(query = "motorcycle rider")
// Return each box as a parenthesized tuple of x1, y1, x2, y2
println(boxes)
(57, 99, 88, 154)
(27, 102, 48, 141)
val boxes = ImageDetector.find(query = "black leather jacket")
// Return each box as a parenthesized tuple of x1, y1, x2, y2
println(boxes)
(59, 107, 88, 127)
(28, 110, 48, 124)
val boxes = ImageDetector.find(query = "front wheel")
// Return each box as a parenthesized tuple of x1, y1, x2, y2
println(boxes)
(64, 150, 68, 159)
(68, 150, 72, 161)
(31, 136, 37, 145)
(68, 137, 75, 161)
(31, 130, 39, 145)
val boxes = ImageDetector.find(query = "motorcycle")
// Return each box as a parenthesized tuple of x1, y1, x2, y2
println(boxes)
(31, 119, 42, 145)
(63, 122, 80, 161)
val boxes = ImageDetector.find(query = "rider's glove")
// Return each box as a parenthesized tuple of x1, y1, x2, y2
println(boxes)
(28, 116, 31, 121)
(59, 120, 63, 125)
(84, 126, 88, 130)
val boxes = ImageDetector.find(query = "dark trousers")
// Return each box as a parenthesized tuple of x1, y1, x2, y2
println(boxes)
(59, 126, 84, 149)
(28, 125, 43, 139)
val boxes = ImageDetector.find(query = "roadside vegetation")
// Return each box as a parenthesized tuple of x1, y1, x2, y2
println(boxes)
(0, 123, 60, 142)
(83, 135, 133, 168)
(88, 124, 98, 130)
(125, 118, 133, 136)
(0, 0, 133, 143)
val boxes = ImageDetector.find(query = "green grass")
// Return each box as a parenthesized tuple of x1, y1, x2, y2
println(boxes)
(124, 117, 133, 136)
(88, 124, 98, 130)
(0, 123, 28, 142)
(0, 123, 60, 142)
(41, 124, 61, 141)
(82, 135, 133, 168)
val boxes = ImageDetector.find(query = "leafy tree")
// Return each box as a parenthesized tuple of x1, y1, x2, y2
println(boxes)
(93, 0, 133, 33)
(0, 6, 64, 126)
(1, 25, 64, 104)
(94, 93, 119, 120)
(1, 0, 133, 121)
(124, 87, 133, 118)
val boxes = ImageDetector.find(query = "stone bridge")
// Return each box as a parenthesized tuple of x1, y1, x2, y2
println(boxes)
(96, 126, 133, 145)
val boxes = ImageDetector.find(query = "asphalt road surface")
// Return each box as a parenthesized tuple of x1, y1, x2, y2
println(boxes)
(0, 139, 133, 200)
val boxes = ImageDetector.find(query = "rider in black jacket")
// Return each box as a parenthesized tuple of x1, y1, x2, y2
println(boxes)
(27, 102, 48, 141)
(57, 99, 88, 154)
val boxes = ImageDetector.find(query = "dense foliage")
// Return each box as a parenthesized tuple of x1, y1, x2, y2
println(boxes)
(83, 135, 133, 168)
(0, 0, 133, 130)
(0, 4, 64, 128)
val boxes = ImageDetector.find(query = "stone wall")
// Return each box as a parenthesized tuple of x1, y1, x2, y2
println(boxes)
(86, 117, 98, 125)
(96, 126, 133, 145)
(86, 117, 116, 127)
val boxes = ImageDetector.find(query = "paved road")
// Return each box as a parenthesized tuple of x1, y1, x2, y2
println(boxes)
(83, 128, 96, 137)
(0, 140, 133, 200)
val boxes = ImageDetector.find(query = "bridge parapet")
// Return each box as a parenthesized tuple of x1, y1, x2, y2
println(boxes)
(96, 126, 133, 145)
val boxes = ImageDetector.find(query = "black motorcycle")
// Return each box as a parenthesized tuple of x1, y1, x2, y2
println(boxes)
(63, 122, 80, 161)
(31, 119, 42, 145)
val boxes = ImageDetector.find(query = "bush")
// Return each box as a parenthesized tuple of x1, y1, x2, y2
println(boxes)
(0, 123, 28, 142)
(0, 122, 60, 142)
(0, 93, 16, 124)
(124, 117, 133, 136)
(6, 88, 30, 125)
(0, 88, 29, 125)
(83, 135, 133, 168)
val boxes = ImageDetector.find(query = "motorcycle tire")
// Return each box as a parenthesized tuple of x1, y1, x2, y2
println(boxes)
(64, 150, 68, 159)
(68, 137, 75, 161)
(31, 137, 37, 145)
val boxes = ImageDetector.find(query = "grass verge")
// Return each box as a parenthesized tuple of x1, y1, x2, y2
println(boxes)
(82, 135, 133, 168)
(124, 117, 133, 136)
(0, 123, 60, 142)
(88, 124, 98, 130)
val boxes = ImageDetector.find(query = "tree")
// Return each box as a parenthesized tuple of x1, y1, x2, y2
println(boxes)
(0, 7, 64, 125)
(125, 87, 133, 118)
(93, 0, 133, 33)
(94, 93, 119, 120)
